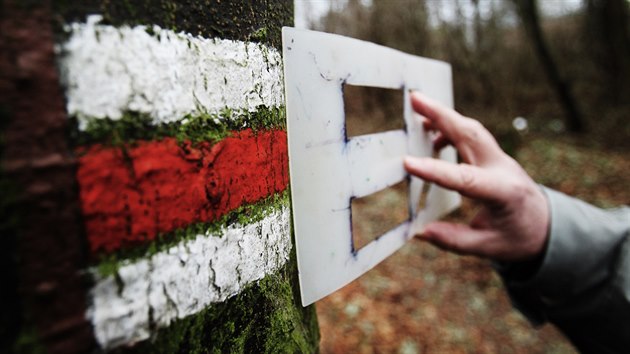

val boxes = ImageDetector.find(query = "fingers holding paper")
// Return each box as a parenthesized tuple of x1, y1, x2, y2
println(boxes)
(410, 92, 502, 166)
(405, 92, 549, 262)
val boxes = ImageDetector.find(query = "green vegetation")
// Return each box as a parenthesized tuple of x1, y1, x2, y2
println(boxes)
(249, 27, 269, 42)
(12, 325, 46, 354)
(518, 135, 630, 208)
(122, 252, 319, 354)
(6, 1, 315, 353)
(95, 190, 290, 277)
(71, 106, 286, 148)
(53, 0, 293, 48)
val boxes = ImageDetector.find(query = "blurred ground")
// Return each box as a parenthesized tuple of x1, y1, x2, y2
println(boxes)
(311, 2, 630, 351)
(316, 133, 630, 354)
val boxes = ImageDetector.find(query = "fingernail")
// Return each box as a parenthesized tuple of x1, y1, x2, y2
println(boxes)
(404, 156, 428, 169)
(404, 159, 422, 173)
(415, 232, 432, 243)
(410, 91, 425, 99)
(403, 156, 414, 168)
(413, 225, 428, 239)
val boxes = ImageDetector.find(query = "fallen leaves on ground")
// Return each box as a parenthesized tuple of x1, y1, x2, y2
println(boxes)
(316, 134, 629, 354)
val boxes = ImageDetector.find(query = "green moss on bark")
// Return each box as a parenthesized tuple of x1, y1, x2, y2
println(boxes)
(113, 253, 319, 354)
(48, 2, 318, 352)
(71, 106, 287, 148)
(53, 0, 293, 48)
(94, 191, 290, 277)
(13, 325, 46, 354)
(94, 188, 320, 353)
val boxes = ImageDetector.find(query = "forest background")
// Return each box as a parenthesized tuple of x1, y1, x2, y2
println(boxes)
(298, 0, 630, 353)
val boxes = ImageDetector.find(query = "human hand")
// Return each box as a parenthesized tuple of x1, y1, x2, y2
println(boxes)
(404, 92, 549, 262)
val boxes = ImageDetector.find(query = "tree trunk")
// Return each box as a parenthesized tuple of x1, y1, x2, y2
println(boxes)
(0, 1, 319, 353)
(514, 0, 585, 133)
(586, 0, 630, 102)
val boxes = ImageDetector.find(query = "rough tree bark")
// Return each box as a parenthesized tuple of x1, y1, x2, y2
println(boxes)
(1, 1, 319, 353)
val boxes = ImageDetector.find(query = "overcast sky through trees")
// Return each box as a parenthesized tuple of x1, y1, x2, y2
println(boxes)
(294, 0, 583, 29)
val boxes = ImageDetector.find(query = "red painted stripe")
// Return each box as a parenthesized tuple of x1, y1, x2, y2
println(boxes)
(76, 129, 288, 254)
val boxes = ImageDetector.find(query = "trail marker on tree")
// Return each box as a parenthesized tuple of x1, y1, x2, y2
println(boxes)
(283, 28, 461, 306)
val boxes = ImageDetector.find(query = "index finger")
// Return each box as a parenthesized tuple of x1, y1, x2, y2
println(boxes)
(410, 92, 502, 165)
(404, 156, 510, 203)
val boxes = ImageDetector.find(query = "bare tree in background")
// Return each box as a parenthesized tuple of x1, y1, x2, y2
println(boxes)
(318, 0, 432, 119)
(437, 0, 509, 108)
(585, 0, 630, 103)
(513, 0, 585, 133)
(368, 0, 431, 56)
(368, 0, 431, 115)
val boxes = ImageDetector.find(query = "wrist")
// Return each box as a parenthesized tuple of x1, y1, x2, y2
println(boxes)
(502, 237, 548, 281)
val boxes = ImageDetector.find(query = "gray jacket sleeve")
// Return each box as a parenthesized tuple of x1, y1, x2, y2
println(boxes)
(498, 187, 630, 353)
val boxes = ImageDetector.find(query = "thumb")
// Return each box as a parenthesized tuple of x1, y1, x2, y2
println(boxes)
(418, 221, 493, 257)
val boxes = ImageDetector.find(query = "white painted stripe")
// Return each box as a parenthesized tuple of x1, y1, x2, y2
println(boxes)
(59, 15, 284, 129)
(87, 206, 291, 349)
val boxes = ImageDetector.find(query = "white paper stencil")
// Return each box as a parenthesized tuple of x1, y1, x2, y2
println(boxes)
(282, 27, 461, 306)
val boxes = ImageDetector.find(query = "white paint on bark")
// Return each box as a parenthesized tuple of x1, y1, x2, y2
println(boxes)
(59, 15, 284, 129)
(87, 206, 292, 349)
